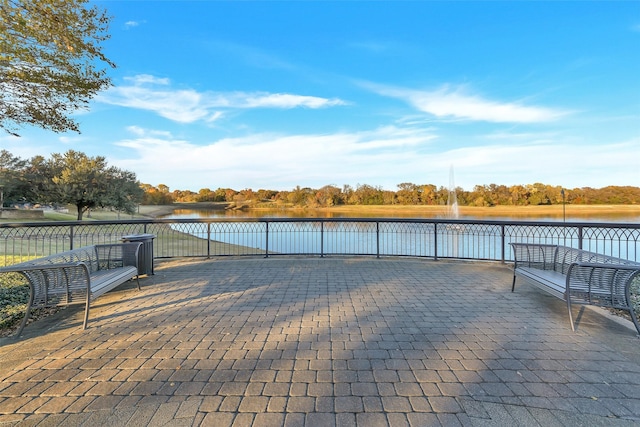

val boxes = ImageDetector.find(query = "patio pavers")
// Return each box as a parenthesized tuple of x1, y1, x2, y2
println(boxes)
(0, 257, 638, 426)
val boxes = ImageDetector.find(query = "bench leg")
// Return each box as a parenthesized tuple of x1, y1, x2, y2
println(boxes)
(15, 299, 33, 338)
(566, 297, 575, 332)
(135, 274, 141, 291)
(628, 307, 640, 336)
(83, 294, 91, 329)
(511, 274, 516, 292)
(14, 283, 35, 338)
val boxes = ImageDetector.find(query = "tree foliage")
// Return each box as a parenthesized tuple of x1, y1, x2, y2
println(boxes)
(0, 149, 143, 220)
(45, 151, 143, 220)
(0, 0, 115, 136)
(149, 181, 640, 208)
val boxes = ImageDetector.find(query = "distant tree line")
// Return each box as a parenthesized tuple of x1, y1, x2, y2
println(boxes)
(142, 182, 640, 207)
(0, 149, 143, 220)
(3, 149, 638, 218)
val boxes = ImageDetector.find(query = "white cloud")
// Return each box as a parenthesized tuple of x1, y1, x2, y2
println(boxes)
(368, 83, 569, 123)
(58, 136, 84, 145)
(113, 125, 437, 190)
(125, 75, 170, 86)
(98, 75, 347, 123)
(125, 126, 173, 138)
(242, 93, 346, 109)
(99, 85, 216, 123)
(123, 20, 146, 30)
(429, 138, 640, 189)
(110, 126, 640, 192)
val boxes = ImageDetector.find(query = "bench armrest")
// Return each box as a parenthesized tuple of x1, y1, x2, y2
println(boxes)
(94, 242, 142, 270)
(0, 261, 85, 274)
(0, 262, 92, 307)
(574, 262, 640, 271)
(565, 262, 640, 307)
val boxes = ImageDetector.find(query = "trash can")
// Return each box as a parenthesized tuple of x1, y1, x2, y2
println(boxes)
(121, 234, 156, 275)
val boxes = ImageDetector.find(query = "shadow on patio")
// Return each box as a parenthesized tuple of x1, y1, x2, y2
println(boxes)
(0, 257, 638, 426)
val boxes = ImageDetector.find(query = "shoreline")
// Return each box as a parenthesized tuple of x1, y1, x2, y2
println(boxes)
(138, 202, 229, 218)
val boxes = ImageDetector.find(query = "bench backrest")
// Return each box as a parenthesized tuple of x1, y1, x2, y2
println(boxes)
(8, 243, 140, 274)
(16, 245, 100, 272)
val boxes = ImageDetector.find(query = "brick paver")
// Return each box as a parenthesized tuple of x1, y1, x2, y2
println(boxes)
(0, 257, 639, 426)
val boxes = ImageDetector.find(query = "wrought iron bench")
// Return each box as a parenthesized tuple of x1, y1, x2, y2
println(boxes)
(510, 243, 640, 334)
(0, 243, 142, 337)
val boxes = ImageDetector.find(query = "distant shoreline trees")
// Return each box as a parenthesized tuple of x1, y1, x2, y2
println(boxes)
(2, 149, 638, 215)
(141, 182, 640, 207)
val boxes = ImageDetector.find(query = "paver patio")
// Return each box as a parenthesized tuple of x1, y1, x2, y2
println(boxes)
(0, 257, 638, 426)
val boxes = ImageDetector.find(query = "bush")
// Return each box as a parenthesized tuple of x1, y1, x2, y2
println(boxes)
(0, 272, 29, 331)
(1, 257, 36, 334)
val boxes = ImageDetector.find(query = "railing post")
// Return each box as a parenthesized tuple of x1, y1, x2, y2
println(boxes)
(320, 221, 324, 258)
(265, 221, 269, 258)
(578, 225, 583, 250)
(501, 224, 506, 263)
(207, 223, 211, 259)
(434, 223, 438, 261)
(376, 221, 380, 258)
(69, 225, 74, 250)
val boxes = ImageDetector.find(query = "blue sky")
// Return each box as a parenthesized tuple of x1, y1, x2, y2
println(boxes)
(3, 1, 639, 192)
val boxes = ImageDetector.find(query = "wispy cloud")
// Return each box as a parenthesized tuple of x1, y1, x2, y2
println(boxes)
(110, 125, 639, 191)
(125, 75, 169, 86)
(98, 75, 347, 123)
(366, 83, 569, 124)
(113, 125, 437, 189)
(240, 93, 346, 109)
(445, 138, 640, 187)
(123, 20, 145, 30)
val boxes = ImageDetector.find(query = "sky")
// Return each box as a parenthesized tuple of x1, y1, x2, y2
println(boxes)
(3, 1, 640, 192)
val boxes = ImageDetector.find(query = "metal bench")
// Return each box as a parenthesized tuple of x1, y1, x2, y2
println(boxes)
(511, 243, 640, 334)
(0, 243, 142, 337)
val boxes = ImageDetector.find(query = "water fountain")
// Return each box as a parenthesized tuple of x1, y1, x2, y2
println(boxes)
(447, 165, 460, 220)
(446, 165, 463, 257)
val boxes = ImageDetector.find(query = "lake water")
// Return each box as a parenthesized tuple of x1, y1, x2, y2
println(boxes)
(159, 207, 640, 261)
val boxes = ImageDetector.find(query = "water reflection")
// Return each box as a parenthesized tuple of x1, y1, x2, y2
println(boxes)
(164, 208, 640, 223)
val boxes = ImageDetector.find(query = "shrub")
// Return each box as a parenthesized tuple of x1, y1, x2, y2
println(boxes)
(0, 272, 29, 330)
(0, 257, 35, 333)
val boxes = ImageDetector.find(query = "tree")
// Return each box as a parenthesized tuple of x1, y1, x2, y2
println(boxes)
(103, 167, 144, 217)
(141, 184, 173, 205)
(0, 0, 115, 136)
(396, 182, 420, 205)
(45, 150, 142, 220)
(0, 149, 27, 205)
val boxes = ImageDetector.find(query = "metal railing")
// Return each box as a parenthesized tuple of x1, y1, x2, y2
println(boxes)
(1, 218, 639, 264)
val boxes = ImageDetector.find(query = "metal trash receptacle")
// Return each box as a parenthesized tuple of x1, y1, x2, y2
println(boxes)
(121, 234, 156, 275)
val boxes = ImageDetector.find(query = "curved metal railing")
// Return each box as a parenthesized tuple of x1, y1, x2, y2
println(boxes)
(1, 218, 639, 264)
